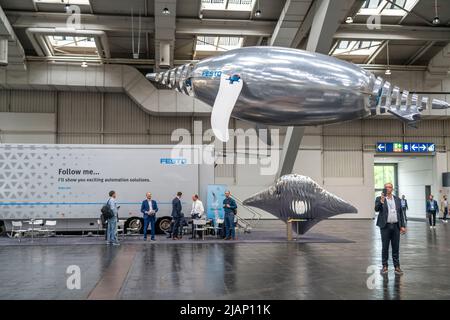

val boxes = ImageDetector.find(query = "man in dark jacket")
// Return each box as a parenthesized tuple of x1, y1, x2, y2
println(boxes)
(171, 192, 183, 240)
(375, 182, 406, 276)
(400, 195, 408, 222)
(426, 194, 439, 229)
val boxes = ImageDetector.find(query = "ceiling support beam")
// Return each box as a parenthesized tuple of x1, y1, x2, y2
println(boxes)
(364, 40, 388, 64)
(276, 0, 356, 179)
(154, 0, 176, 71)
(335, 24, 450, 41)
(405, 41, 435, 65)
(7, 11, 276, 37)
(269, 0, 313, 47)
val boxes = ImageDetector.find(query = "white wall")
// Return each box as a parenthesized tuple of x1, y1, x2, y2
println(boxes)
(397, 157, 433, 219)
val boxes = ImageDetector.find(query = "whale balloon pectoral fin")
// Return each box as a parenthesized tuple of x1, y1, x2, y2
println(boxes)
(211, 73, 243, 142)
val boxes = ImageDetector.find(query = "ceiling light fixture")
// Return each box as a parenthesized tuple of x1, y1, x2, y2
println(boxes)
(162, 7, 170, 15)
(432, 0, 440, 25)
(81, 61, 88, 68)
(385, 41, 391, 75)
(254, 0, 261, 17)
(345, 16, 353, 24)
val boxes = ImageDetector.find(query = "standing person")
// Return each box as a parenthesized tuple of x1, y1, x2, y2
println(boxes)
(441, 195, 448, 223)
(375, 182, 406, 275)
(171, 192, 183, 240)
(141, 192, 159, 241)
(107, 190, 120, 246)
(190, 194, 205, 239)
(223, 190, 237, 240)
(426, 194, 439, 229)
(400, 195, 408, 222)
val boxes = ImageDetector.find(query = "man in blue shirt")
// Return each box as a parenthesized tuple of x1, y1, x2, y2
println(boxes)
(107, 190, 120, 246)
(141, 192, 159, 241)
(223, 190, 237, 240)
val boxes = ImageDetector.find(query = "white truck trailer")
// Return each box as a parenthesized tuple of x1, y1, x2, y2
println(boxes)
(0, 144, 215, 235)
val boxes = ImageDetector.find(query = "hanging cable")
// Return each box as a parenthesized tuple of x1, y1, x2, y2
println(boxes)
(137, 9, 141, 57)
(131, 8, 135, 57)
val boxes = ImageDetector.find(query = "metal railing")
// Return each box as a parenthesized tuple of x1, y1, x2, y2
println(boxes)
(231, 195, 263, 233)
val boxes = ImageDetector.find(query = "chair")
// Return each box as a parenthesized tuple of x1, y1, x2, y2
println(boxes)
(28, 219, 43, 238)
(97, 219, 106, 237)
(193, 219, 207, 240)
(40, 220, 57, 241)
(211, 218, 224, 238)
(117, 220, 126, 240)
(11, 221, 28, 242)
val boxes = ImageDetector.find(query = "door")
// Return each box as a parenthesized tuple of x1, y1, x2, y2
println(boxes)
(425, 185, 431, 201)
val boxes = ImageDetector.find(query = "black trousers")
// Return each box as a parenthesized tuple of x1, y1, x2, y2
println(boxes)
(444, 208, 448, 221)
(172, 217, 182, 237)
(428, 210, 436, 226)
(401, 207, 407, 221)
(380, 223, 400, 268)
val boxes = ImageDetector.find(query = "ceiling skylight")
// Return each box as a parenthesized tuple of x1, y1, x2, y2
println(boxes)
(34, 0, 91, 5)
(358, 0, 419, 17)
(47, 36, 98, 56)
(201, 0, 255, 12)
(331, 40, 382, 56)
(196, 36, 243, 52)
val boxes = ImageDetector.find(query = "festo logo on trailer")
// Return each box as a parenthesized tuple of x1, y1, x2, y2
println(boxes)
(160, 158, 187, 165)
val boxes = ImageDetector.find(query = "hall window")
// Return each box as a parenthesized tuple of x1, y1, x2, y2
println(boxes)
(374, 163, 398, 199)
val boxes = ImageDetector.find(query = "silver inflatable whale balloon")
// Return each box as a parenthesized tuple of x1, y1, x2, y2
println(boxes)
(242, 174, 357, 235)
(146, 46, 449, 142)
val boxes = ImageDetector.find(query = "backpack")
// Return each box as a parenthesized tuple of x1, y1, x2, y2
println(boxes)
(101, 199, 114, 220)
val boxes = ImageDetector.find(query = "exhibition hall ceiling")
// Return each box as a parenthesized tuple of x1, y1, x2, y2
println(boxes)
(0, 0, 449, 69)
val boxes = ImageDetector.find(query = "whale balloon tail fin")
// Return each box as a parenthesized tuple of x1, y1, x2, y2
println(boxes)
(370, 76, 450, 126)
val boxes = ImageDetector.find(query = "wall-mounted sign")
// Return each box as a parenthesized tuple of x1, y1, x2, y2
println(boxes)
(376, 142, 435, 153)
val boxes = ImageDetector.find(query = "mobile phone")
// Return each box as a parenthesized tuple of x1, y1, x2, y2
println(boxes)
(382, 188, 387, 196)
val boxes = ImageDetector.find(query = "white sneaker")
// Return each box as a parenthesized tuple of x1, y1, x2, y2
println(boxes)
(433, 226, 436, 229)
(430, 226, 433, 229)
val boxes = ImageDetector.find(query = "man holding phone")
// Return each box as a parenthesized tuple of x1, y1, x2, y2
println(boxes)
(375, 182, 407, 276)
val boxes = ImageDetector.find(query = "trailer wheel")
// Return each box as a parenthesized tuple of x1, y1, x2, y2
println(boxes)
(0, 222, 6, 236)
(125, 217, 143, 234)
(156, 217, 172, 234)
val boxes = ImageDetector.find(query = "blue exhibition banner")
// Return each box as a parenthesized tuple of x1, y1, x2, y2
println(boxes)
(376, 142, 435, 153)
(207, 184, 226, 222)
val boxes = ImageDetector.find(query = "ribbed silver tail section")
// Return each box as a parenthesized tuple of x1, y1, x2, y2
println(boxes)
(145, 63, 196, 97)
(369, 76, 449, 126)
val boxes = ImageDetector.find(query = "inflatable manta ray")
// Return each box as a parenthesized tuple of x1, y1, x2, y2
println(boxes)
(243, 174, 357, 235)
(146, 46, 450, 142)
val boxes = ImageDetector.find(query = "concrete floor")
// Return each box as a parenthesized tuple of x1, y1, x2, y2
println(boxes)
(0, 219, 449, 300)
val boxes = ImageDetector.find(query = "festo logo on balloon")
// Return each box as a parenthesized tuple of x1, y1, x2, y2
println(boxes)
(201, 70, 222, 78)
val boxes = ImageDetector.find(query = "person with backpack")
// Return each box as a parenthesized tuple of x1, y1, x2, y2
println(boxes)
(104, 190, 120, 245)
